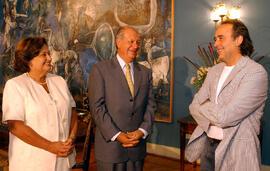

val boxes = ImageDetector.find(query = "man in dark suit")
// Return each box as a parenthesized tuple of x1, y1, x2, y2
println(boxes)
(88, 26, 156, 171)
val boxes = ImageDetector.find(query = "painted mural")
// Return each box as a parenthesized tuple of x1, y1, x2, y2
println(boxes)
(0, 0, 173, 122)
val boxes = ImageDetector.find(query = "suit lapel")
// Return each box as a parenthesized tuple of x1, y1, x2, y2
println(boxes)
(218, 57, 249, 96)
(111, 57, 132, 97)
(133, 62, 142, 98)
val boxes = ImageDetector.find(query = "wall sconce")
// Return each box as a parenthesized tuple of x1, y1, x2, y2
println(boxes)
(211, 7, 220, 29)
(210, 2, 241, 29)
(228, 6, 241, 19)
(216, 2, 227, 22)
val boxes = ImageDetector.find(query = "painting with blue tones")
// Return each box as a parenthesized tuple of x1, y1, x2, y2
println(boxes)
(0, 0, 174, 122)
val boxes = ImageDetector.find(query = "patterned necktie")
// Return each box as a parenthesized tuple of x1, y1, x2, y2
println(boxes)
(125, 63, 134, 97)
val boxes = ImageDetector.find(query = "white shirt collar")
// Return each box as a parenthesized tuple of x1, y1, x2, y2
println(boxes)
(116, 54, 134, 70)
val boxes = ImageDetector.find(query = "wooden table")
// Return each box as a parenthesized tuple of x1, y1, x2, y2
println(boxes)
(0, 154, 8, 171)
(177, 116, 197, 171)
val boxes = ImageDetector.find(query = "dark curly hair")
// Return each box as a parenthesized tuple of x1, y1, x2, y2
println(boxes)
(221, 19, 254, 57)
(14, 37, 48, 73)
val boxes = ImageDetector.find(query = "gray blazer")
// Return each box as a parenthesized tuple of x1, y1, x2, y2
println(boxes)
(186, 57, 268, 171)
(88, 57, 156, 163)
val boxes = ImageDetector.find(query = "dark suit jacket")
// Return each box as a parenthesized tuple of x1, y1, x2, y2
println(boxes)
(88, 57, 156, 163)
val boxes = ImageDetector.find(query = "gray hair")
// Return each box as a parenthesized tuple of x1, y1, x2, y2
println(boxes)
(116, 27, 138, 41)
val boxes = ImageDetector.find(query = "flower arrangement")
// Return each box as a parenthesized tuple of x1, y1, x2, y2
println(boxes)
(183, 42, 265, 90)
(183, 42, 218, 89)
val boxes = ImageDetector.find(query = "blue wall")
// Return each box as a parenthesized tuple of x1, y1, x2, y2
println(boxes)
(149, 0, 270, 165)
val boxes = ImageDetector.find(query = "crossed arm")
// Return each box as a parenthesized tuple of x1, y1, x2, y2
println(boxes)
(199, 70, 268, 128)
(190, 68, 268, 131)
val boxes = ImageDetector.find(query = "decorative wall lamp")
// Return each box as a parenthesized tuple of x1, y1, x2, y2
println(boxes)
(210, 2, 241, 29)
(228, 6, 241, 19)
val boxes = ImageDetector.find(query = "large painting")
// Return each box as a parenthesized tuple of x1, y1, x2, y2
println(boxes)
(0, 0, 174, 122)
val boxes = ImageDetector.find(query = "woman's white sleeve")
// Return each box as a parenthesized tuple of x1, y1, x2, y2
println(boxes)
(2, 80, 25, 123)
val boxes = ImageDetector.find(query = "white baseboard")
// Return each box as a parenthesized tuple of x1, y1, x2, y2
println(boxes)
(146, 143, 180, 159)
(146, 143, 270, 170)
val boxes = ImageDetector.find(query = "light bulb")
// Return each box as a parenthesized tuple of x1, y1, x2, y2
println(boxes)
(210, 8, 220, 21)
(229, 6, 240, 19)
(217, 2, 227, 17)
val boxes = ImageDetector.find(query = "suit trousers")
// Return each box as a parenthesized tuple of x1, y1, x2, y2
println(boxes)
(97, 159, 144, 171)
(200, 137, 220, 171)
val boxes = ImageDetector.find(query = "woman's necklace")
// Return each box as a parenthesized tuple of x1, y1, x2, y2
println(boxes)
(27, 73, 47, 85)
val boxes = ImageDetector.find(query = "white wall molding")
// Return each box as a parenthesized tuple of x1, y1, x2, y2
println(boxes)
(147, 143, 270, 170)
(146, 143, 180, 159)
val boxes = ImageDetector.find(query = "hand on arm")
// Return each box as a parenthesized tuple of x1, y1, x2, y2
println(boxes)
(7, 120, 71, 157)
(126, 130, 144, 140)
(210, 122, 215, 126)
(63, 134, 76, 157)
(66, 108, 78, 145)
(116, 132, 139, 147)
(48, 141, 74, 157)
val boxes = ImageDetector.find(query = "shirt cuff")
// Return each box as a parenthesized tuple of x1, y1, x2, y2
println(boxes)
(111, 132, 121, 141)
(139, 128, 148, 139)
(207, 126, 223, 140)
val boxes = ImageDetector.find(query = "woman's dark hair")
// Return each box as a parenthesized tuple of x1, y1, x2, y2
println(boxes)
(14, 37, 48, 73)
(221, 19, 254, 57)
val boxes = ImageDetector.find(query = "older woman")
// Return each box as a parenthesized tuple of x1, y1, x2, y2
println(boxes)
(2, 37, 78, 171)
